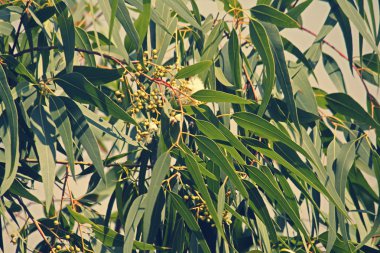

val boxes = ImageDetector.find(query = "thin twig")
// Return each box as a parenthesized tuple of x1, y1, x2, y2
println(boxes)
(12, 46, 135, 65)
(22, 157, 152, 168)
(10, 0, 32, 54)
(300, 26, 372, 96)
(15, 196, 54, 251)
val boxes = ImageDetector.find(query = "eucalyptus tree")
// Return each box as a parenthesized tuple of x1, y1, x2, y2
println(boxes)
(0, 0, 379, 252)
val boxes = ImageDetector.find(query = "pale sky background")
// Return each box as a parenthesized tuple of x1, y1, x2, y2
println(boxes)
(3, 0, 380, 252)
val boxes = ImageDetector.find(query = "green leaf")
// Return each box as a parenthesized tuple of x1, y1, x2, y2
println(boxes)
(0, 65, 19, 195)
(134, 0, 151, 46)
(249, 19, 275, 116)
(335, 0, 380, 56)
(55, 2, 75, 73)
(325, 93, 380, 129)
(143, 152, 171, 241)
(48, 96, 75, 179)
(214, 67, 234, 88)
(0, 55, 37, 83)
(322, 53, 347, 93)
(232, 112, 311, 161)
(163, 0, 202, 30)
(228, 29, 242, 89)
(168, 192, 211, 253)
(68, 206, 161, 250)
(335, 141, 356, 249)
(262, 22, 300, 128)
(71, 66, 123, 86)
(115, 0, 140, 50)
(60, 97, 105, 181)
(191, 90, 252, 104)
(108, 0, 118, 43)
(245, 166, 308, 238)
(30, 104, 56, 210)
(175, 61, 212, 79)
(55, 73, 136, 125)
(181, 151, 225, 239)
(75, 27, 96, 67)
(195, 135, 249, 199)
(9, 180, 42, 204)
(124, 195, 145, 253)
(251, 5, 299, 28)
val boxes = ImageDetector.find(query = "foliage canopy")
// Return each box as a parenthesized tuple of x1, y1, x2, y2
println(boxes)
(0, 0, 379, 252)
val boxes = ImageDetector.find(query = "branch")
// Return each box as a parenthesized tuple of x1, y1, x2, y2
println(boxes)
(12, 46, 135, 66)
(15, 196, 54, 250)
(10, 0, 32, 54)
(23, 158, 152, 168)
(300, 26, 371, 96)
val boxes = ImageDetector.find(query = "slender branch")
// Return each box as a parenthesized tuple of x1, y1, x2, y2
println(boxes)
(300, 26, 372, 96)
(10, 0, 32, 54)
(13, 46, 134, 65)
(15, 196, 54, 251)
(23, 158, 152, 168)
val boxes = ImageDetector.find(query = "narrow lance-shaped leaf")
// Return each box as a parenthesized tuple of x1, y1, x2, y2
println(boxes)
(335, 0, 380, 56)
(30, 104, 56, 210)
(195, 135, 249, 199)
(262, 22, 300, 129)
(249, 19, 275, 116)
(232, 112, 312, 161)
(251, 5, 299, 28)
(55, 73, 136, 125)
(143, 152, 171, 241)
(192, 90, 252, 104)
(49, 96, 75, 179)
(335, 141, 356, 250)
(228, 29, 242, 89)
(0, 65, 19, 195)
(322, 53, 347, 93)
(134, 0, 151, 47)
(55, 2, 75, 73)
(175, 61, 212, 79)
(182, 151, 226, 240)
(326, 93, 380, 129)
(115, 0, 140, 50)
(169, 192, 211, 253)
(163, 0, 202, 30)
(75, 27, 96, 67)
(60, 97, 105, 181)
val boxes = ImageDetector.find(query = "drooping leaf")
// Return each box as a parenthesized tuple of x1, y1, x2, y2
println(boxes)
(163, 0, 202, 30)
(191, 90, 252, 104)
(175, 61, 212, 79)
(48, 96, 75, 179)
(60, 97, 105, 181)
(0, 65, 19, 195)
(325, 93, 380, 129)
(169, 192, 211, 253)
(249, 19, 275, 116)
(143, 152, 171, 241)
(251, 5, 299, 28)
(115, 0, 140, 50)
(228, 29, 242, 89)
(195, 135, 249, 199)
(30, 104, 56, 210)
(55, 1, 75, 73)
(55, 73, 136, 125)
(262, 22, 300, 128)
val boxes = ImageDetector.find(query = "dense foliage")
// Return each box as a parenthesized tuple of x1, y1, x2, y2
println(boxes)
(0, 0, 379, 252)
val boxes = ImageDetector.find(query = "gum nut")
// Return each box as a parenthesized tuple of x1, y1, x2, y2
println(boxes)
(115, 90, 121, 96)
(152, 49, 158, 54)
